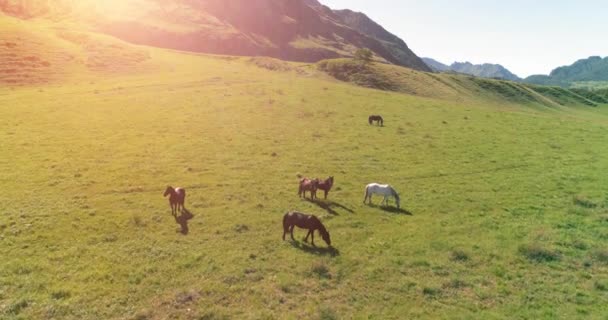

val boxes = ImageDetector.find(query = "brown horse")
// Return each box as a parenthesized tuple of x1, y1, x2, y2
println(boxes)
(282, 211, 331, 247)
(316, 176, 334, 199)
(164, 186, 186, 215)
(298, 178, 318, 200)
(369, 115, 384, 126)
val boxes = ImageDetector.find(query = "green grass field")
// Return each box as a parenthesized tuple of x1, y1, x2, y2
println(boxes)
(1, 32, 608, 319)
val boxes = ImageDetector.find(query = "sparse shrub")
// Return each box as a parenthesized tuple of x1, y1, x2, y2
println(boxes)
(445, 279, 468, 289)
(450, 249, 470, 262)
(234, 224, 249, 233)
(199, 311, 229, 320)
(573, 195, 597, 208)
(51, 290, 71, 300)
(354, 48, 373, 64)
(311, 260, 331, 279)
(6, 299, 29, 315)
(422, 287, 441, 297)
(132, 215, 146, 227)
(519, 244, 560, 262)
(572, 240, 588, 250)
(318, 306, 338, 320)
(595, 281, 608, 291)
(103, 234, 118, 243)
(593, 249, 608, 263)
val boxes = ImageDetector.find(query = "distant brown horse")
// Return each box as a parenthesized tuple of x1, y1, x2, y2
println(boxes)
(369, 115, 384, 126)
(298, 178, 318, 200)
(164, 186, 186, 215)
(316, 176, 334, 199)
(282, 211, 331, 247)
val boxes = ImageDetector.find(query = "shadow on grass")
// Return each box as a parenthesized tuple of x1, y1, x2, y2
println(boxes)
(289, 240, 340, 257)
(173, 208, 194, 235)
(305, 198, 355, 215)
(367, 203, 413, 215)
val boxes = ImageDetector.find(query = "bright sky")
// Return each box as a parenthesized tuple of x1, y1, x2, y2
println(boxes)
(321, 0, 608, 78)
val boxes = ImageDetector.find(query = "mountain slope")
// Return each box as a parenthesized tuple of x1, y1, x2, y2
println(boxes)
(0, 0, 430, 71)
(326, 9, 430, 71)
(525, 56, 608, 87)
(318, 58, 600, 108)
(422, 58, 450, 72)
(423, 58, 521, 81)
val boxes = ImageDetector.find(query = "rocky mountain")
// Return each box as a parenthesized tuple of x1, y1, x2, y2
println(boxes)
(423, 58, 521, 81)
(329, 9, 429, 71)
(421, 58, 450, 72)
(0, 0, 429, 71)
(525, 56, 608, 87)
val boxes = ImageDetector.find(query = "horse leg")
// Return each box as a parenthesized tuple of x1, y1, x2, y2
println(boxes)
(310, 230, 316, 247)
(304, 229, 312, 243)
(290, 225, 296, 241)
(324, 190, 328, 199)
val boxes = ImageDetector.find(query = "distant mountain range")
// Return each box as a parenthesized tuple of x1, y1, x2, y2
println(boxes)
(423, 58, 521, 81)
(0, 0, 430, 71)
(524, 56, 608, 88)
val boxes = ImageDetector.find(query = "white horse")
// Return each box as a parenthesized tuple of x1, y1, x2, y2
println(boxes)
(363, 183, 400, 209)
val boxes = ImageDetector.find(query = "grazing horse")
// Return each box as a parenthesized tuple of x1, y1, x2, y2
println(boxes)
(298, 178, 319, 200)
(369, 115, 384, 126)
(316, 176, 334, 200)
(363, 183, 400, 209)
(164, 186, 186, 215)
(282, 211, 331, 247)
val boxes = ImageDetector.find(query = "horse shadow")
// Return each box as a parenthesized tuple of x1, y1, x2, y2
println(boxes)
(290, 241, 340, 257)
(173, 208, 194, 235)
(305, 198, 355, 216)
(367, 204, 413, 215)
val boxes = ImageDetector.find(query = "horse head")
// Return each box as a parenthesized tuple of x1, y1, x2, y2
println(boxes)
(163, 186, 173, 197)
(321, 229, 331, 246)
(392, 188, 401, 209)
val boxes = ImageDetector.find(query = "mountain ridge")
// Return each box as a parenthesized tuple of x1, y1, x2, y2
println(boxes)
(423, 58, 521, 81)
(524, 56, 608, 88)
(0, 0, 430, 71)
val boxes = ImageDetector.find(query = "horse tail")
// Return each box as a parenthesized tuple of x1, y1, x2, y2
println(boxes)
(363, 185, 369, 202)
(283, 212, 290, 232)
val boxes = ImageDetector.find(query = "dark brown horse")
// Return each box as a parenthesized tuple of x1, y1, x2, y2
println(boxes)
(282, 211, 331, 247)
(369, 115, 384, 126)
(298, 178, 318, 200)
(164, 186, 186, 215)
(316, 176, 334, 199)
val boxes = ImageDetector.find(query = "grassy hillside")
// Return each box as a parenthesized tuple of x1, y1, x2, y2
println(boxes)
(318, 59, 602, 108)
(0, 14, 152, 85)
(1, 20, 608, 320)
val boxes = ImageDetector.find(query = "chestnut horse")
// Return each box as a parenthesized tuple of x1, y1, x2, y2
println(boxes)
(369, 115, 384, 126)
(282, 211, 331, 247)
(164, 186, 186, 215)
(298, 178, 318, 200)
(316, 176, 334, 199)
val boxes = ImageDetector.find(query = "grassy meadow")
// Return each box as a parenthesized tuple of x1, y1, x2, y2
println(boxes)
(1, 45, 608, 319)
